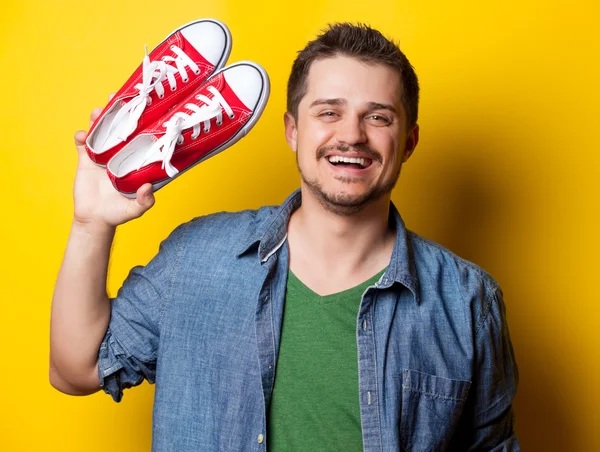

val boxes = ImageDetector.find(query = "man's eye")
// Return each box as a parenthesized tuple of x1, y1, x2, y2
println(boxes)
(368, 115, 391, 125)
(318, 111, 340, 121)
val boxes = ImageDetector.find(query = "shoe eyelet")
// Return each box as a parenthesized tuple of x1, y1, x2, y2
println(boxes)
(204, 128, 210, 133)
(183, 78, 189, 83)
(229, 113, 235, 119)
(171, 86, 176, 92)
(191, 134, 198, 140)
(194, 69, 200, 75)
(161, 56, 166, 61)
(170, 45, 175, 50)
(177, 137, 184, 145)
(216, 121, 222, 126)
(158, 94, 164, 99)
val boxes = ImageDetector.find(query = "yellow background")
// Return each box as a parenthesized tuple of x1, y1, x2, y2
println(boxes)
(1, 0, 598, 450)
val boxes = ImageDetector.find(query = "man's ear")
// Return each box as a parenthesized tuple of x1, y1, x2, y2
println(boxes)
(401, 124, 420, 163)
(284, 112, 298, 152)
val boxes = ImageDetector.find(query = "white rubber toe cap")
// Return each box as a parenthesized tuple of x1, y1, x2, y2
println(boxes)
(180, 19, 230, 67)
(224, 62, 268, 110)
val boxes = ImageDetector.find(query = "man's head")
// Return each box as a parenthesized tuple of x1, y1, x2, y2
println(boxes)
(287, 23, 419, 130)
(285, 23, 420, 215)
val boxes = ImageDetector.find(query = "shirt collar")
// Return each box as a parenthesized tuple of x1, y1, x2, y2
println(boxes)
(236, 189, 420, 304)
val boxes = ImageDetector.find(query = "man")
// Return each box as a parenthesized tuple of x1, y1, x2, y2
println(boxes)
(50, 23, 519, 451)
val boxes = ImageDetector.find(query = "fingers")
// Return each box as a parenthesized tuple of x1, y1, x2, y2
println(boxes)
(89, 107, 103, 127)
(74, 130, 87, 146)
(79, 93, 114, 148)
(74, 130, 89, 158)
(87, 92, 114, 127)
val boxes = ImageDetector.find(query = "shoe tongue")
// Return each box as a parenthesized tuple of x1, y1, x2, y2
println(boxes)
(203, 72, 225, 92)
(166, 34, 184, 50)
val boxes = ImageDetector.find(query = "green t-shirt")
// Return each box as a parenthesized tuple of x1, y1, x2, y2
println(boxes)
(267, 268, 386, 451)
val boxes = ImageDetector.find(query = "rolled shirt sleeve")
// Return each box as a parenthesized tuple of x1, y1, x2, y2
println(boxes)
(97, 223, 189, 402)
(458, 286, 520, 450)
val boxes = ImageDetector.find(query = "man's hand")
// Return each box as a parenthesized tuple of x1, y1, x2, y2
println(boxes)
(73, 94, 155, 230)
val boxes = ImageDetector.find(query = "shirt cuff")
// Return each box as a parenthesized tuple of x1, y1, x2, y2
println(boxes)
(97, 329, 155, 402)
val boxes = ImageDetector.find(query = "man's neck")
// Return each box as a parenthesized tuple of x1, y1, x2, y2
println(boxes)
(286, 188, 396, 295)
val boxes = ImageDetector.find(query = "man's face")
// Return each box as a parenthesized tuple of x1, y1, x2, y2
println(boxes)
(285, 55, 419, 215)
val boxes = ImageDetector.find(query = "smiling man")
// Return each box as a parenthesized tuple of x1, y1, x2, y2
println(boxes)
(289, 56, 414, 216)
(50, 23, 519, 451)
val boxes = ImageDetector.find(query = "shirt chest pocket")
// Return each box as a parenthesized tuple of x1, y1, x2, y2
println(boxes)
(399, 369, 471, 452)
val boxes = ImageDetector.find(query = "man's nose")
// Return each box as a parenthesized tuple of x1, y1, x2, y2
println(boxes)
(335, 116, 367, 145)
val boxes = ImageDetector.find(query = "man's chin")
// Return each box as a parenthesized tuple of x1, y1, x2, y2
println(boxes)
(308, 185, 389, 216)
(327, 191, 372, 206)
(300, 168, 399, 216)
(318, 180, 374, 201)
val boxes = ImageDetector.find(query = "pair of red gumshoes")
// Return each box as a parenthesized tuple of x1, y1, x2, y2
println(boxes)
(85, 19, 270, 197)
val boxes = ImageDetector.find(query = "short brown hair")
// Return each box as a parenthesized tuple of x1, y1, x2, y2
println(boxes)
(287, 23, 419, 128)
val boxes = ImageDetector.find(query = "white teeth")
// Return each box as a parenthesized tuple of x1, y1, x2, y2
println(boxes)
(327, 156, 368, 167)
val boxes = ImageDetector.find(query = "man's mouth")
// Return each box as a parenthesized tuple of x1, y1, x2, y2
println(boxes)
(326, 155, 373, 169)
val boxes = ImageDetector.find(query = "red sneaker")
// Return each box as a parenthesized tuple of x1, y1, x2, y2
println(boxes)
(106, 61, 270, 197)
(85, 19, 231, 165)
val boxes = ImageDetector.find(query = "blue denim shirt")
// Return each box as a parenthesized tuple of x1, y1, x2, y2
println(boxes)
(98, 189, 519, 451)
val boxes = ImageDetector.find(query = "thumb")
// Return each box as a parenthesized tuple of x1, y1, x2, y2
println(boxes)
(129, 183, 156, 217)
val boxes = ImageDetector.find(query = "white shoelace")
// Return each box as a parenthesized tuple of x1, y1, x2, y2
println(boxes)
(109, 45, 201, 142)
(137, 86, 235, 177)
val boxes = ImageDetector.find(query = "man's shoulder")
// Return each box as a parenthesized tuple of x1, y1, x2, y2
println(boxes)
(171, 205, 280, 249)
(190, 205, 277, 228)
(406, 230, 500, 294)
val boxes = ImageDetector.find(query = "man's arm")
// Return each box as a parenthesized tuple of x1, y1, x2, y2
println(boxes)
(452, 286, 520, 450)
(49, 103, 155, 394)
(50, 220, 114, 394)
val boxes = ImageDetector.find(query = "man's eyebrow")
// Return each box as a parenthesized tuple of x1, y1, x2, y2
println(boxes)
(368, 102, 397, 114)
(309, 98, 347, 108)
(308, 98, 397, 114)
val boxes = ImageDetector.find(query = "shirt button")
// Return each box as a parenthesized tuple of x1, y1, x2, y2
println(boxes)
(257, 434, 264, 444)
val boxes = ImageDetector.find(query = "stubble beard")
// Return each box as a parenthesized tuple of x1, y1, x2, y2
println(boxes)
(296, 145, 402, 217)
